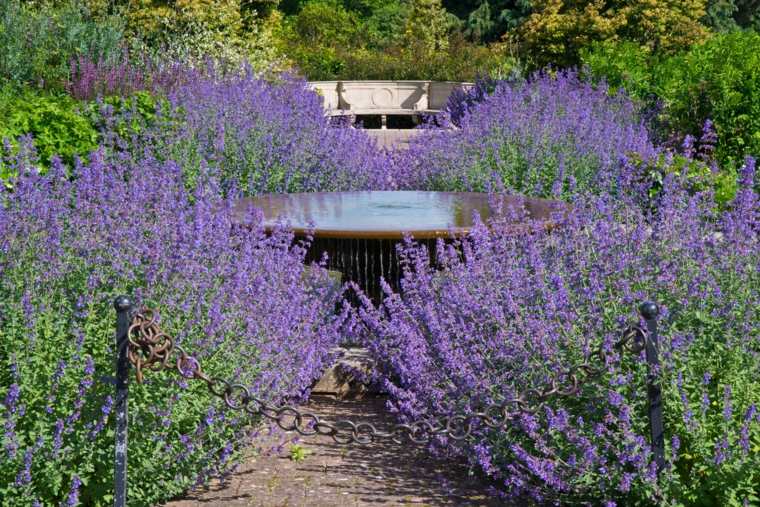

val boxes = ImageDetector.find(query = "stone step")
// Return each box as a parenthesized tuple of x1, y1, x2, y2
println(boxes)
(311, 347, 381, 399)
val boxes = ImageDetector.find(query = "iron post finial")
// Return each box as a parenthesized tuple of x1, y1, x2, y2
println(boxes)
(639, 301, 659, 320)
(114, 295, 132, 312)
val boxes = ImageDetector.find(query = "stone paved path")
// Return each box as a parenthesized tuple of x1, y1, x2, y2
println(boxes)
(164, 395, 501, 507)
(365, 129, 425, 150)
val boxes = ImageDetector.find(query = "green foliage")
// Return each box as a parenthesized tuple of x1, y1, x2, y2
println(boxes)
(277, 0, 511, 81)
(0, 87, 99, 170)
(120, 0, 282, 72)
(582, 31, 760, 168)
(704, 0, 740, 31)
(658, 307, 760, 505)
(403, 0, 458, 52)
(287, 0, 359, 46)
(464, 0, 496, 43)
(633, 152, 739, 207)
(0, 0, 124, 89)
(243, 0, 281, 17)
(83, 91, 172, 157)
(290, 36, 512, 81)
(361, 0, 409, 48)
(288, 444, 311, 461)
(734, 0, 760, 30)
(518, 0, 709, 70)
(0, 85, 167, 183)
(444, 0, 534, 37)
(580, 41, 655, 100)
(704, 0, 760, 30)
(655, 31, 760, 168)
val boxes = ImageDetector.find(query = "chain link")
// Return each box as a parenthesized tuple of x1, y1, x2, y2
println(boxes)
(126, 308, 650, 445)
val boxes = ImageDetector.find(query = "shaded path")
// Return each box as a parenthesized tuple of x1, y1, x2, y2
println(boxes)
(165, 395, 501, 507)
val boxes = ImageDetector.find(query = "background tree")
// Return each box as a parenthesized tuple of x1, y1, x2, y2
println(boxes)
(404, 0, 456, 52)
(734, 0, 760, 29)
(289, 0, 358, 46)
(702, 0, 760, 30)
(703, 0, 739, 31)
(444, 0, 534, 38)
(362, 0, 409, 48)
(516, 0, 626, 68)
(242, 0, 281, 18)
(464, 1, 496, 42)
(621, 0, 708, 53)
(115, 0, 280, 70)
(518, 0, 709, 69)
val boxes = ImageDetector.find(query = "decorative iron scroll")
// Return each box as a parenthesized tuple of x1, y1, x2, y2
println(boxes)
(124, 306, 657, 446)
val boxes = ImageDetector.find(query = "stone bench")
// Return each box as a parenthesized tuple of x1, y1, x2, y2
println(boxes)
(309, 80, 473, 129)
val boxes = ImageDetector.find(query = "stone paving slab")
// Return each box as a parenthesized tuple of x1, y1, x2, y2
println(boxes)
(164, 396, 502, 507)
(312, 347, 379, 398)
(365, 129, 426, 150)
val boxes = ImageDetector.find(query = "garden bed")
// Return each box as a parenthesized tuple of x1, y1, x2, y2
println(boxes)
(1, 60, 758, 506)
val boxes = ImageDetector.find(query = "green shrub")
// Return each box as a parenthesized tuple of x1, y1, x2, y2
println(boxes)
(286, 36, 512, 81)
(518, 0, 709, 70)
(0, 87, 99, 170)
(287, 0, 359, 46)
(580, 41, 657, 101)
(0, 0, 124, 89)
(122, 0, 283, 73)
(402, 0, 458, 53)
(632, 152, 739, 208)
(582, 32, 760, 169)
(655, 30, 760, 168)
(88, 91, 167, 137)
(361, 0, 409, 48)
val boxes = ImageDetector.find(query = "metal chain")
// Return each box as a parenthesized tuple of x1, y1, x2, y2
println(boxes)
(126, 308, 650, 445)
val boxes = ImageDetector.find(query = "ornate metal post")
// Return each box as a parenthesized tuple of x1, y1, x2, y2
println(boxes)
(639, 301, 665, 474)
(113, 296, 133, 507)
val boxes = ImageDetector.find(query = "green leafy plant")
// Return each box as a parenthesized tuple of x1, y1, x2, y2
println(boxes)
(580, 41, 657, 100)
(582, 32, 760, 169)
(654, 30, 760, 168)
(289, 444, 311, 462)
(84, 90, 169, 143)
(0, 86, 99, 170)
(122, 0, 283, 73)
(630, 152, 739, 207)
(517, 0, 709, 70)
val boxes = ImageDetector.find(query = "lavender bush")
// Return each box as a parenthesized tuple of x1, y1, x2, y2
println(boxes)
(442, 75, 498, 128)
(67, 53, 212, 103)
(66, 52, 147, 101)
(0, 141, 346, 505)
(392, 71, 660, 198)
(154, 69, 393, 195)
(356, 159, 760, 504)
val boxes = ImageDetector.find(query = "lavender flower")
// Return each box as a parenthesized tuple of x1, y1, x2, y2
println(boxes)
(14, 447, 33, 486)
(65, 475, 81, 506)
(4, 383, 20, 411)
